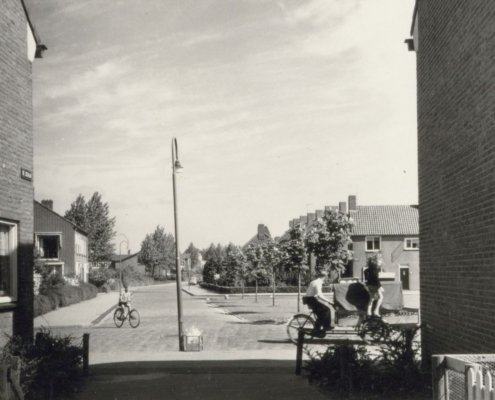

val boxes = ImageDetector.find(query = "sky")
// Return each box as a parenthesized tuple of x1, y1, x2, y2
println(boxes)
(28, 0, 418, 253)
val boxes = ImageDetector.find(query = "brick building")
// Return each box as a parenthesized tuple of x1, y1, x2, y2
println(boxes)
(0, 0, 45, 343)
(34, 201, 89, 282)
(408, 1, 495, 358)
(289, 195, 420, 290)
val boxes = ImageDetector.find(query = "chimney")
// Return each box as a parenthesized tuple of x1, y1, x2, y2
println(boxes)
(128, 249, 131, 255)
(257, 224, 265, 239)
(339, 201, 347, 214)
(299, 215, 307, 226)
(41, 199, 53, 210)
(348, 195, 357, 212)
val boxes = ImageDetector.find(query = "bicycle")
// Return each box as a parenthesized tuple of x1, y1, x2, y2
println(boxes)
(287, 309, 392, 344)
(113, 306, 140, 328)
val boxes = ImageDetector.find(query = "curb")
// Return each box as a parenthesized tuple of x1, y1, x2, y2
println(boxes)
(90, 304, 118, 326)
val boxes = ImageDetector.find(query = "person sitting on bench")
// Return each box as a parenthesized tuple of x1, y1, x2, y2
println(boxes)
(304, 270, 335, 337)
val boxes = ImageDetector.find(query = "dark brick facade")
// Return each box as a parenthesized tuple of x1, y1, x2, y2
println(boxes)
(0, 0, 38, 340)
(416, 0, 495, 358)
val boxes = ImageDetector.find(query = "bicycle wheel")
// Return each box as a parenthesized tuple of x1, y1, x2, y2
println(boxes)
(287, 314, 315, 344)
(129, 309, 140, 328)
(358, 316, 390, 344)
(113, 307, 125, 328)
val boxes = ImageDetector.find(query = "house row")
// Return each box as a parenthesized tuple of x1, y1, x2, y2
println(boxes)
(288, 195, 420, 291)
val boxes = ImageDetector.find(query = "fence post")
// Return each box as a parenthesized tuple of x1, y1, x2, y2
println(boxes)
(465, 363, 479, 400)
(295, 330, 304, 375)
(432, 355, 446, 400)
(82, 333, 90, 376)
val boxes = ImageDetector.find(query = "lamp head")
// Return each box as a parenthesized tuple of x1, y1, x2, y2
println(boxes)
(174, 160, 184, 173)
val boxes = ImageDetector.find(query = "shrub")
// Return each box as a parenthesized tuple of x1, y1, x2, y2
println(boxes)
(34, 295, 53, 317)
(34, 282, 98, 317)
(304, 323, 430, 399)
(88, 267, 117, 288)
(1, 329, 84, 399)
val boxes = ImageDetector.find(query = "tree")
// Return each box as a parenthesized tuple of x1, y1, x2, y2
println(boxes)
(222, 243, 246, 288)
(201, 244, 227, 284)
(260, 240, 282, 306)
(138, 226, 175, 278)
(305, 209, 353, 281)
(279, 224, 308, 311)
(64, 192, 116, 263)
(244, 243, 270, 303)
(184, 242, 201, 271)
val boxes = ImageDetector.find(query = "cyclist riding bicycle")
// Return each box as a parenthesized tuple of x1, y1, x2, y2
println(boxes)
(119, 285, 132, 317)
(303, 270, 335, 338)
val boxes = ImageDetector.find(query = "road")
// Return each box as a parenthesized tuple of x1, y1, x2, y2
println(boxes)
(43, 283, 295, 363)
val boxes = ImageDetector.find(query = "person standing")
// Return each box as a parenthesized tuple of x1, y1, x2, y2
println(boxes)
(304, 270, 335, 337)
(364, 255, 384, 317)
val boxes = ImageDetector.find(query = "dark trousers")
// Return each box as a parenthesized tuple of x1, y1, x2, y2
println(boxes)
(305, 297, 335, 330)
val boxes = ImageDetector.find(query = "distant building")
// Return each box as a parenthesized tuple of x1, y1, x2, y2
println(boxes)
(243, 224, 272, 250)
(289, 195, 419, 290)
(407, 0, 495, 357)
(110, 252, 146, 275)
(0, 0, 46, 342)
(34, 201, 89, 282)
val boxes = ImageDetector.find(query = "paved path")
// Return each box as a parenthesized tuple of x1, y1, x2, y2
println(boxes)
(37, 284, 329, 399)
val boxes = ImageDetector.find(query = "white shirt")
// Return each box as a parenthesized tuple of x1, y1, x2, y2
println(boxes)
(306, 278, 324, 297)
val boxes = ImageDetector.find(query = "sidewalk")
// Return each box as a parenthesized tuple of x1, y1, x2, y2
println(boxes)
(75, 359, 328, 400)
(34, 291, 119, 329)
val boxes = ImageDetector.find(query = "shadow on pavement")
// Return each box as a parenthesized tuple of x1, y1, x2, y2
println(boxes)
(75, 359, 327, 400)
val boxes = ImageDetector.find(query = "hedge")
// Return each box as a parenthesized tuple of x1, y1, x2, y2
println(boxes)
(199, 282, 334, 294)
(34, 282, 98, 317)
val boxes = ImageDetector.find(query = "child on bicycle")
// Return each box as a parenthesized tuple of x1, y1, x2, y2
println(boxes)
(119, 285, 132, 317)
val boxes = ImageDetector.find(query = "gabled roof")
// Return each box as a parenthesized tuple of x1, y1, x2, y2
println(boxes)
(34, 201, 88, 236)
(350, 205, 419, 236)
(21, 0, 47, 56)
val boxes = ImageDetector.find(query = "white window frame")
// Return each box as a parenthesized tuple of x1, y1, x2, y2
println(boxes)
(404, 237, 419, 250)
(365, 236, 381, 252)
(0, 220, 18, 303)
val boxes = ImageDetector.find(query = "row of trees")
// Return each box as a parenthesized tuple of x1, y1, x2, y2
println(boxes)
(201, 209, 354, 305)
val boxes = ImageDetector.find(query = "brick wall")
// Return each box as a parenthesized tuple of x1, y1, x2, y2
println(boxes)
(0, 0, 35, 340)
(416, 0, 495, 359)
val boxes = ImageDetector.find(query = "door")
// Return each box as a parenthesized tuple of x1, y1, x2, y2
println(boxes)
(400, 266, 410, 290)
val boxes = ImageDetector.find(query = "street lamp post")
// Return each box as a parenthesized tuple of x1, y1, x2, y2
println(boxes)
(119, 239, 129, 287)
(172, 137, 185, 351)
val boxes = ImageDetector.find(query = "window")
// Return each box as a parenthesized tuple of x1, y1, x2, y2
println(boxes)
(0, 220, 17, 302)
(36, 234, 61, 259)
(365, 236, 381, 251)
(404, 238, 419, 250)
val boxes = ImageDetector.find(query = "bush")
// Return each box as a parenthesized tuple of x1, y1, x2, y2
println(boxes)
(2, 329, 84, 399)
(34, 295, 53, 317)
(199, 282, 333, 294)
(34, 281, 98, 317)
(88, 267, 117, 288)
(304, 323, 430, 399)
